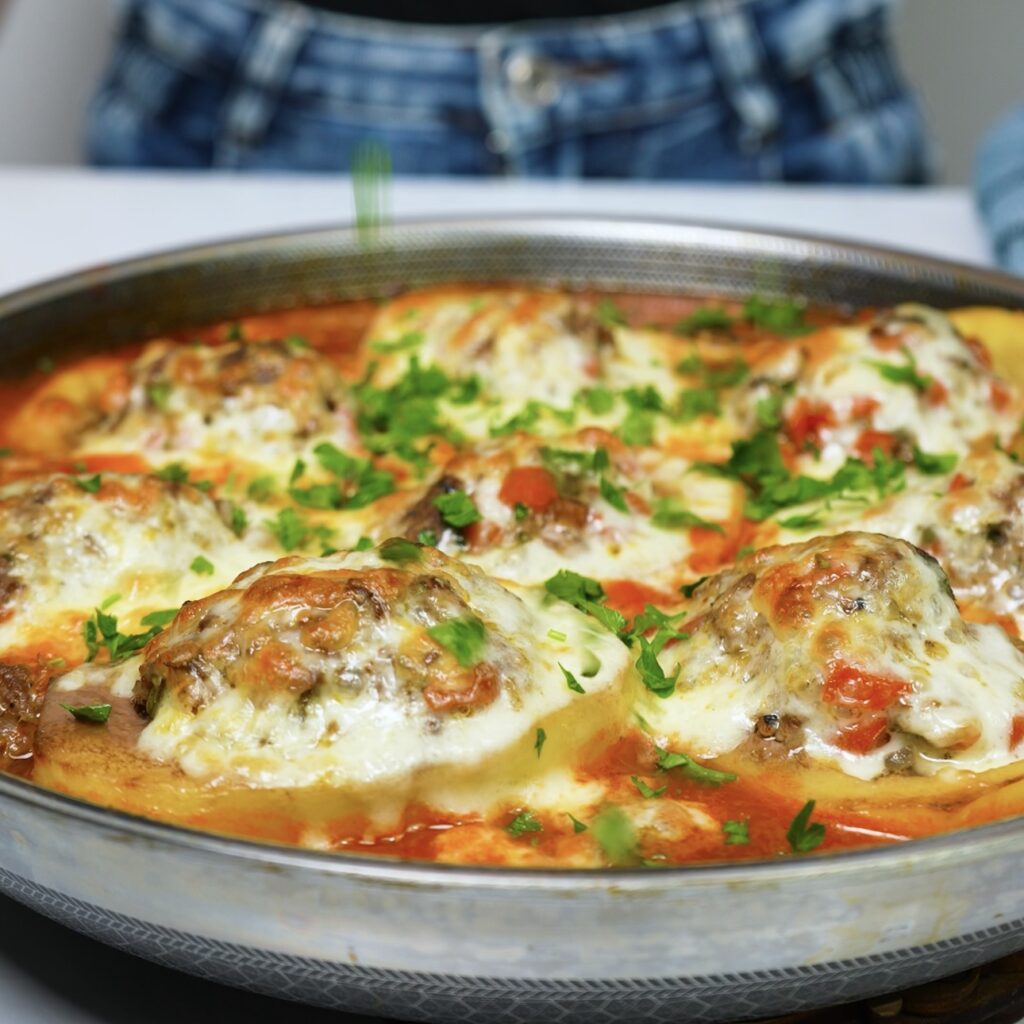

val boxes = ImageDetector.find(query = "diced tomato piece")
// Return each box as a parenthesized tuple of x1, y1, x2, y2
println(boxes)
(1011, 715, 1024, 750)
(498, 466, 559, 511)
(785, 398, 835, 450)
(926, 378, 948, 406)
(850, 396, 880, 419)
(624, 491, 651, 515)
(835, 715, 890, 754)
(963, 335, 993, 370)
(854, 430, 896, 464)
(991, 380, 1012, 413)
(948, 472, 972, 493)
(603, 580, 676, 620)
(72, 452, 151, 474)
(822, 664, 912, 710)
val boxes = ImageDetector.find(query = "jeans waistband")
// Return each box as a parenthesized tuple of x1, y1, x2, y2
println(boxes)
(116, 0, 897, 171)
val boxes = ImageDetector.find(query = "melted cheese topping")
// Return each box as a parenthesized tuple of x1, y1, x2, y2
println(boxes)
(644, 532, 1024, 780)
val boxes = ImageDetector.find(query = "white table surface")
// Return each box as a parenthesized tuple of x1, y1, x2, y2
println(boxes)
(0, 169, 1005, 1024)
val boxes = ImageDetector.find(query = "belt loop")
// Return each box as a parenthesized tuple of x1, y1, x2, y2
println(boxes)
(697, 0, 780, 155)
(213, 1, 314, 168)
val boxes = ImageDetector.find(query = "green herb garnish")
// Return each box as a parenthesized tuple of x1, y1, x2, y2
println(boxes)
(631, 776, 666, 799)
(60, 703, 112, 724)
(377, 537, 421, 563)
(786, 799, 826, 854)
(656, 747, 737, 784)
(723, 820, 750, 845)
(75, 473, 102, 493)
(434, 490, 481, 529)
(427, 615, 486, 667)
(506, 811, 542, 838)
(534, 728, 547, 758)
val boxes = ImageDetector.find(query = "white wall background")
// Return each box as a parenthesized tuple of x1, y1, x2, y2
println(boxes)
(0, 0, 1023, 183)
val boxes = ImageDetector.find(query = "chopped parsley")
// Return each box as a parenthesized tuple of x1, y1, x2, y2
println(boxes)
(631, 776, 666, 799)
(579, 387, 615, 415)
(567, 813, 588, 834)
(514, 502, 529, 521)
(433, 490, 481, 529)
(225, 501, 247, 537)
(544, 570, 627, 637)
(190, 555, 214, 575)
(867, 347, 933, 394)
(427, 615, 487, 667)
(674, 306, 734, 335)
(312, 442, 395, 509)
(154, 462, 212, 492)
(656, 747, 737, 784)
(595, 297, 627, 327)
(743, 295, 810, 336)
(650, 499, 723, 532)
(599, 476, 629, 513)
(60, 703, 112, 724)
(75, 473, 102, 493)
(370, 330, 424, 354)
(679, 576, 708, 599)
(377, 537, 421, 563)
(247, 475, 275, 502)
(617, 408, 656, 446)
(591, 806, 637, 865)
(912, 447, 958, 475)
(534, 728, 547, 758)
(265, 507, 332, 553)
(677, 388, 720, 422)
(82, 608, 168, 664)
(140, 609, 178, 628)
(506, 810, 542, 837)
(417, 529, 438, 547)
(145, 380, 173, 410)
(288, 482, 343, 510)
(559, 663, 585, 694)
(723, 820, 750, 845)
(289, 459, 306, 484)
(352, 536, 374, 551)
(786, 799, 826, 854)
(634, 635, 680, 698)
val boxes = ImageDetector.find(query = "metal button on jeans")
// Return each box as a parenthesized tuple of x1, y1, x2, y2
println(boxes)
(504, 52, 561, 107)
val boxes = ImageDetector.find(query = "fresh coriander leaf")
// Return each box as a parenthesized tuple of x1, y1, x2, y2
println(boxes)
(567, 813, 588, 834)
(723, 820, 750, 845)
(284, 334, 310, 351)
(585, 602, 628, 635)
(656, 747, 737, 784)
(631, 775, 666, 799)
(353, 536, 374, 551)
(580, 387, 615, 415)
(600, 476, 629, 512)
(82, 608, 167, 664)
(371, 330, 423, 354)
(265, 507, 332, 553)
(703, 360, 749, 389)
(755, 392, 785, 429)
(635, 636, 680, 698)
(145, 380, 173, 410)
(313, 442, 360, 479)
(534, 728, 547, 758)
(545, 569, 605, 606)
(596, 297, 627, 327)
(289, 459, 306, 484)
(514, 502, 529, 521)
(506, 810, 542, 837)
(650, 499, 723, 533)
(288, 483, 343, 510)
(190, 555, 214, 576)
(913, 447, 958, 475)
(140, 609, 178, 628)
(617, 408, 655, 446)
(225, 501, 247, 537)
(736, 545, 755, 558)
(99, 593, 121, 610)
(679, 576, 708, 599)
(743, 295, 809, 335)
(427, 615, 486, 667)
(867, 347, 932, 394)
(247, 475, 275, 502)
(61, 703, 112, 724)
(378, 537, 421, 563)
(786, 799, 826, 853)
(434, 490, 481, 528)
(677, 388, 720, 422)
(559, 663, 585, 694)
(153, 462, 190, 485)
(591, 806, 637, 865)
(417, 529, 438, 546)
(225, 323, 245, 341)
(75, 473, 102, 493)
(674, 307, 734, 335)
(778, 512, 822, 530)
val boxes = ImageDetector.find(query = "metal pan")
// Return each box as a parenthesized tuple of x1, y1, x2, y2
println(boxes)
(1, 217, 1023, 1024)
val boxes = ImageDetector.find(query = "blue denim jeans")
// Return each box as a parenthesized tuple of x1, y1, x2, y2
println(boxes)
(976, 104, 1024, 272)
(88, 0, 932, 182)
